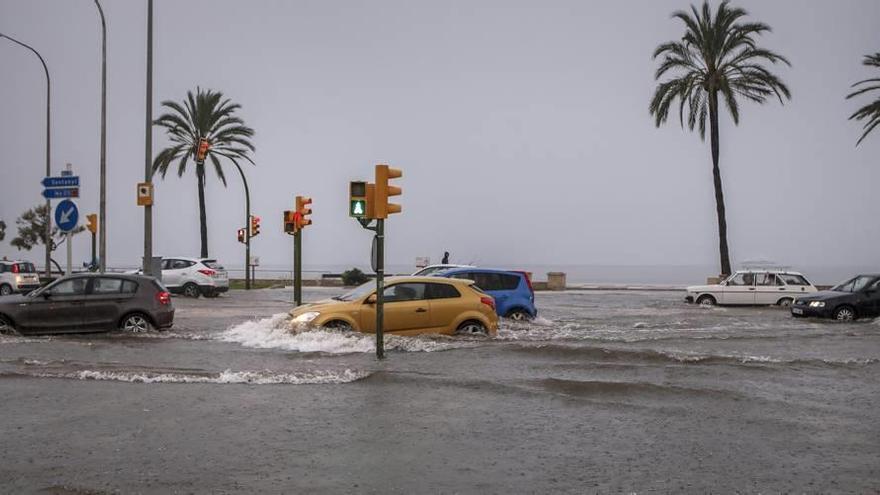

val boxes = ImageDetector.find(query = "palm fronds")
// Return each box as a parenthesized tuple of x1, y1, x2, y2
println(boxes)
(846, 53, 880, 146)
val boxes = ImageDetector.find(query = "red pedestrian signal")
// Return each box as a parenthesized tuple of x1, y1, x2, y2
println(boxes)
(196, 137, 210, 163)
(237, 228, 246, 244)
(283, 210, 297, 234)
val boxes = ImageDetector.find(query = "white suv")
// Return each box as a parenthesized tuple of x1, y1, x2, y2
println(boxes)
(158, 257, 229, 298)
(686, 270, 817, 306)
(0, 260, 42, 295)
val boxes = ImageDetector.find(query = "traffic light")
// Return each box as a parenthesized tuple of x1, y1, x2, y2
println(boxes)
(237, 228, 246, 244)
(250, 215, 261, 237)
(283, 210, 298, 234)
(349, 181, 367, 218)
(196, 137, 210, 163)
(296, 196, 312, 229)
(86, 214, 98, 234)
(375, 164, 402, 218)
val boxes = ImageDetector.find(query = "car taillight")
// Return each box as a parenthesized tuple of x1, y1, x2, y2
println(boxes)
(11, 264, 19, 274)
(516, 271, 534, 294)
(480, 296, 495, 311)
(156, 291, 171, 305)
(198, 269, 216, 277)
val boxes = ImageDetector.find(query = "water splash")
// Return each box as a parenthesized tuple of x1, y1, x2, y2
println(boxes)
(19, 368, 369, 385)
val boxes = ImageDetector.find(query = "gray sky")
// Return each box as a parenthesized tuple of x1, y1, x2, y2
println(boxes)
(1, 0, 878, 272)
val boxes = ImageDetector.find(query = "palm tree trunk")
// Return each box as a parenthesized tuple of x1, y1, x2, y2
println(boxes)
(197, 166, 209, 258)
(708, 90, 732, 276)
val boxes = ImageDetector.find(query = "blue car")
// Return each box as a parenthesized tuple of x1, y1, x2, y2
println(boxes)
(433, 268, 537, 320)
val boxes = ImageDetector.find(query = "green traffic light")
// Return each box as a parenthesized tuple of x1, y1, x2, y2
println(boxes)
(350, 199, 366, 218)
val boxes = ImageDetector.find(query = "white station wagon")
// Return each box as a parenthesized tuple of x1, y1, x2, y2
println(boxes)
(686, 270, 818, 306)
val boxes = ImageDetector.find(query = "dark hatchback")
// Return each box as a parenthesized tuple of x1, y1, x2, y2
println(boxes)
(0, 273, 174, 335)
(791, 274, 880, 321)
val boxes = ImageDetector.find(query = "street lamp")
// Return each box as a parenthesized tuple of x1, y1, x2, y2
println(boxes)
(231, 162, 252, 290)
(94, 0, 107, 273)
(0, 32, 53, 279)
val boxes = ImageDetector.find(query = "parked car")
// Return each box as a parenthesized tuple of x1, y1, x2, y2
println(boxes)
(685, 270, 817, 306)
(432, 268, 536, 320)
(133, 257, 228, 298)
(790, 274, 880, 321)
(0, 260, 42, 296)
(0, 273, 174, 335)
(289, 276, 498, 336)
(411, 264, 475, 276)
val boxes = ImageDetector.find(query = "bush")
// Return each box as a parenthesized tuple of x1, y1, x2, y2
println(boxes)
(341, 268, 370, 286)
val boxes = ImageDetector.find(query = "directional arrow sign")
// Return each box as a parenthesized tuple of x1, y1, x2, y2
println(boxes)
(42, 176, 80, 188)
(42, 188, 79, 199)
(55, 199, 79, 232)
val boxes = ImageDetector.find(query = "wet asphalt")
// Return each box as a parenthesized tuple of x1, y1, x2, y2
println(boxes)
(1, 288, 878, 494)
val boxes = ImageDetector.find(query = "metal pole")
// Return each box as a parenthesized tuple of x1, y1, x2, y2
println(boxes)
(232, 163, 251, 290)
(95, 0, 108, 273)
(66, 233, 72, 276)
(0, 33, 52, 279)
(294, 230, 302, 306)
(375, 219, 385, 359)
(91, 232, 96, 269)
(142, 0, 153, 275)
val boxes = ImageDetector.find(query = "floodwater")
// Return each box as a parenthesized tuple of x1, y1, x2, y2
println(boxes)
(1, 288, 878, 493)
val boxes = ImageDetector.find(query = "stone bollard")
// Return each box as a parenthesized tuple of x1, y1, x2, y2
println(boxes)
(547, 272, 566, 291)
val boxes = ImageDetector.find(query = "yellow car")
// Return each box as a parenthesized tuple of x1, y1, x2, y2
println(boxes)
(289, 276, 498, 336)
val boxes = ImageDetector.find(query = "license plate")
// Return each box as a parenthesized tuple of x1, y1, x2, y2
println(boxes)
(792, 307, 804, 315)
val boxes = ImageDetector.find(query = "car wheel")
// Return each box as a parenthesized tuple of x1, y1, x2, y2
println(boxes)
(506, 309, 531, 321)
(0, 284, 13, 296)
(201, 288, 218, 298)
(777, 297, 793, 308)
(0, 315, 18, 335)
(696, 295, 716, 306)
(183, 283, 201, 298)
(456, 320, 488, 336)
(120, 313, 152, 333)
(321, 320, 352, 331)
(832, 305, 857, 322)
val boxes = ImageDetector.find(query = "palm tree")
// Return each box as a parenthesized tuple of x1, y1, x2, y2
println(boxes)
(846, 53, 880, 146)
(649, 1, 791, 276)
(153, 88, 255, 257)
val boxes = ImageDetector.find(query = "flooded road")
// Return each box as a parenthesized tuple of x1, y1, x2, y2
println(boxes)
(1, 288, 878, 493)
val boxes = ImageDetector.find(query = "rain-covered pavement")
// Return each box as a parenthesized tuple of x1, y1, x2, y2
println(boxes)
(1, 288, 878, 493)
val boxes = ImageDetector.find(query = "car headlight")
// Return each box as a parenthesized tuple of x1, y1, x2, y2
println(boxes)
(809, 301, 825, 308)
(292, 311, 320, 324)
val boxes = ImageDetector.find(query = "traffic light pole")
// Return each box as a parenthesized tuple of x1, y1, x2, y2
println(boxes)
(375, 219, 385, 359)
(294, 230, 302, 306)
(91, 232, 96, 270)
(232, 162, 251, 290)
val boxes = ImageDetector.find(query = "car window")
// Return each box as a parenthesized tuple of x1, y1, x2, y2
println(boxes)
(203, 260, 224, 270)
(427, 283, 461, 299)
(383, 283, 426, 302)
(0, 264, 6, 273)
(726, 273, 753, 286)
(470, 273, 499, 291)
(161, 259, 173, 270)
(122, 280, 138, 294)
(833, 275, 874, 293)
(15, 263, 36, 273)
(92, 278, 124, 294)
(49, 278, 88, 296)
(756, 273, 780, 286)
(779, 274, 809, 286)
(172, 260, 193, 270)
(498, 274, 521, 290)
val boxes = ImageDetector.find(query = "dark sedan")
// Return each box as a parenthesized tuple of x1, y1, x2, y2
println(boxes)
(791, 274, 880, 321)
(0, 273, 174, 335)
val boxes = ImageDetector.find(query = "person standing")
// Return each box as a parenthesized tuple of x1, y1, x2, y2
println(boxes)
(441, 251, 450, 264)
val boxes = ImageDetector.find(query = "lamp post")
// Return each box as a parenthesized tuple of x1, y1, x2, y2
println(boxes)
(143, 0, 154, 275)
(0, 33, 52, 278)
(94, 0, 108, 273)
(231, 162, 251, 290)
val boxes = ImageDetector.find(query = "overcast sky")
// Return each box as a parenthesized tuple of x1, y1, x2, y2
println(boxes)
(1, 0, 878, 273)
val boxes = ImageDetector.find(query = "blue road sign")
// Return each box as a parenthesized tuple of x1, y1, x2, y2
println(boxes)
(42, 188, 79, 199)
(55, 200, 79, 232)
(42, 176, 79, 188)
